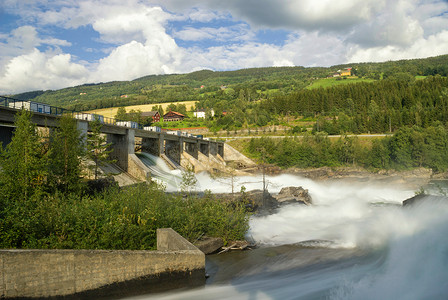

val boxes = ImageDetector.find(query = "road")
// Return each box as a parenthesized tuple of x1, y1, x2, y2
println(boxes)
(209, 134, 392, 141)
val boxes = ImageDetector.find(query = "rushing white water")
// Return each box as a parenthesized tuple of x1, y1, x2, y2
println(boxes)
(128, 159, 448, 300)
(135, 152, 183, 191)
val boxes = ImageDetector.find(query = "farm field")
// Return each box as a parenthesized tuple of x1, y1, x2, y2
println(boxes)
(85, 100, 198, 118)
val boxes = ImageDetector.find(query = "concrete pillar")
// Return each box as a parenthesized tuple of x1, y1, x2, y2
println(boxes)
(77, 120, 88, 148)
(199, 141, 209, 157)
(184, 141, 199, 160)
(159, 134, 164, 157)
(107, 129, 135, 171)
(217, 143, 224, 157)
(210, 142, 218, 156)
(165, 138, 182, 165)
(141, 137, 161, 156)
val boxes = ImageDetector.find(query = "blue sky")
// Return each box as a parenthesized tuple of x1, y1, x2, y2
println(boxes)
(1, 0, 448, 94)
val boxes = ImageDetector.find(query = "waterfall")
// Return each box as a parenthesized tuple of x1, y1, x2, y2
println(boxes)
(135, 152, 183, 191)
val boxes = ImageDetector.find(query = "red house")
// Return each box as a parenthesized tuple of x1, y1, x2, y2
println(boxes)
(163, 111, 185, 122)
(141, 111, 161, 123)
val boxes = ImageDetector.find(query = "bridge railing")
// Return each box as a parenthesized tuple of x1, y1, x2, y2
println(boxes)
(0, 96, 117, 125)
(0, 96, 216, 141)
(0, 96, 69, 116)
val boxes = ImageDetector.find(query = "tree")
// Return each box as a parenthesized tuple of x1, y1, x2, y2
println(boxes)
(48, 114, 84, 193)
(0, 109, 48, 200)
(86, 118, 113, 179)
(180, 165, 198, 194)
(115, 107, 127, 121)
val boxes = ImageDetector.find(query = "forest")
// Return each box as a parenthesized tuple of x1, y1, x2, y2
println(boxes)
(246, 125, 448, 172)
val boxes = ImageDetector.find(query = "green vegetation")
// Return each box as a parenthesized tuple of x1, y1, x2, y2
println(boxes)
(0, 110, 249, 250)
(10, 54, 448, 135)
(86, 118, 114, 179)
(266, 76, 448, 134)
(0, 183, 249, 249)
(246, 125, 448, 172)
(307, 77, 374, 89)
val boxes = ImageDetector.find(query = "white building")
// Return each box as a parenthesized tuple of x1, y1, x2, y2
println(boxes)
(193, 109, 214, 119)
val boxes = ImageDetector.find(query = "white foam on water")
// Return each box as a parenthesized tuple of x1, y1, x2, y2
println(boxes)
(126, 160, 448, 299)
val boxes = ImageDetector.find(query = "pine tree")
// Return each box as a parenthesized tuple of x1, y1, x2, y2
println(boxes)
(86, 118, 113, 179)
(0, 109, 48, 200)
(48, 114, 84, 193)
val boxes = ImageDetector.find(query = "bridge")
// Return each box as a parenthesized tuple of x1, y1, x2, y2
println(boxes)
(0, 97, 226, 181)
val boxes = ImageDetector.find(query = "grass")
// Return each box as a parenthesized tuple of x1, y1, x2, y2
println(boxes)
(84, 100, 198, 118)
(307, 77, 375, 89)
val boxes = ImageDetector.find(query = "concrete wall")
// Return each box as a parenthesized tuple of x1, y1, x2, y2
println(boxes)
(127, 153, 151, 182)
(0, 229, 205, 299)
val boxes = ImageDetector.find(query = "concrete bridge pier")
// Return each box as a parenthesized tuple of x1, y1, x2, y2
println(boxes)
(199, 141, 209, 157)
(217, 144, 224, 158)
(141, 135, 164, 157)
(210, 142, 218, 156)
(165, 138, 183, 165)
(107, 129, 150, 181)
(184, 140, 199, 160)
(77, 120, 88, 147)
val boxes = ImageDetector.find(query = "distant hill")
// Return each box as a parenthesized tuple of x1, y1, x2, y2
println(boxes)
(11, 54, 448, 112)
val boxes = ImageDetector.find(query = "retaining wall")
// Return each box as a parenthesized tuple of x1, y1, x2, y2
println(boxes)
(0, 228, 205, 299)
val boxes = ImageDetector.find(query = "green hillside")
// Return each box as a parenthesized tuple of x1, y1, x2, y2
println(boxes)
(11, 54, 448, 113)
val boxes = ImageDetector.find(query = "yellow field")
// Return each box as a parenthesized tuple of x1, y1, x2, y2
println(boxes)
(85, 101, 198, 118)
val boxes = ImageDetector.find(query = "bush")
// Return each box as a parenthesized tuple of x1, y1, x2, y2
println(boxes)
(0, 183, 250, 250)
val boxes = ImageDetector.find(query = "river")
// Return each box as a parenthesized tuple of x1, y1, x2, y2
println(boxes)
(128, 157, 448, 300)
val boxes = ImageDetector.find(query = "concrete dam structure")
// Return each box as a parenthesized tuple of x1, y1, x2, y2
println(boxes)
(0, 100, 255, 184)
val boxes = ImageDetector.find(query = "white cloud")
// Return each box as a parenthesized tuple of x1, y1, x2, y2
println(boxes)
(179, 31, 348, 72)
(0, 25, 71, 80)
(1, 0, 448, 95)
(348, 30, 448, 63)
(91, 37, 184, 82)
(187, 7, 228, 23)
(151, 0, 385, 31)
(0, 49, 88, 94)
(174, 24, 254, 42)
(348, 0, 425, 48)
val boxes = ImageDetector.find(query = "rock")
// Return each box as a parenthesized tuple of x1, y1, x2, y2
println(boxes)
(213, 189, 279, 211)
(194, 237, 224, 254)
(274, 186, 312, 205)
(244, 189, 278, 211)
(402, 193, 447, 206)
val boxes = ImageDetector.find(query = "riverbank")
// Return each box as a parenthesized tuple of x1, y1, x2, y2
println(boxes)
(239, 164, 440, 190)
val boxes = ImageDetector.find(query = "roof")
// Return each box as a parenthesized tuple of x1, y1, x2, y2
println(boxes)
(141, 111, 160, 117)
(163, 111, 185, 117)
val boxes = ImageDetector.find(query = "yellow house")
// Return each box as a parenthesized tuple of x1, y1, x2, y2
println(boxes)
(339, 68, 352, 76)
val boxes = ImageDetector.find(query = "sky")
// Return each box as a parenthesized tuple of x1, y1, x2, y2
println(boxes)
(1, 0, 448, 95)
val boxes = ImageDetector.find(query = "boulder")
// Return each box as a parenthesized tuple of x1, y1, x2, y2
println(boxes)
(402, 193, 446, 206)
(274, 186, 312, 205)
(213, 189, 279, 211)
(243, 189, 279, 211)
